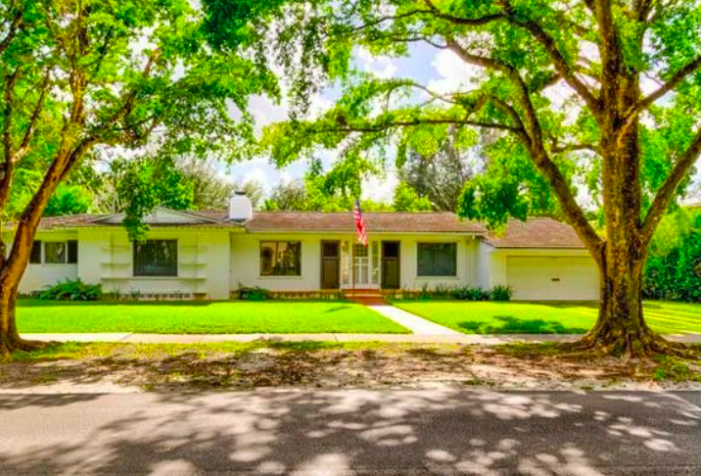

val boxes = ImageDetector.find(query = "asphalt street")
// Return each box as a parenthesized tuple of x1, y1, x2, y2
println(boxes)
(0, 389, 699, 475)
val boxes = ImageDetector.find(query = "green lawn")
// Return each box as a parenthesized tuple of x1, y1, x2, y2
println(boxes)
(17, 300, 410, 334)
(393, 300, 701, 334)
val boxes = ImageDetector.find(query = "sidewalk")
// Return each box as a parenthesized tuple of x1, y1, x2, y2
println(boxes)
(20, 332, 701, 345)
(366, 304, 463, 335)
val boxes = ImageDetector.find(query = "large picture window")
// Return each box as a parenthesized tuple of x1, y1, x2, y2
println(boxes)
(417, 243, 457, 277)
(44, 242, 67, 264)
(29, 240, 78, 264)
(134, 240, 178, 277)
(260, 241, 301, 276)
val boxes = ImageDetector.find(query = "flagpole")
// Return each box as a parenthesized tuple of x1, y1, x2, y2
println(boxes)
(352, 233, 356, 299)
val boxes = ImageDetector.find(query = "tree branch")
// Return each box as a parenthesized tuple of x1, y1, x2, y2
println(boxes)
(0, 8, 22, 57)
(444, 39, 604, 258)
(500, 0, 602, 117)
(421, 0, 506, 26)
(631, 54, 701, 115)
(641, 126, 701, 245)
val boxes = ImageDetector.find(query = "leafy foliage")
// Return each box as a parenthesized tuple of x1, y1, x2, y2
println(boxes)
(398, 132, 476, 211)
(643, 209, 701, 302)
(393, 182, 432, 212)
(38, 280, 102, 302)
(44, 185, 92, 217)
(111, 157, 195, 241)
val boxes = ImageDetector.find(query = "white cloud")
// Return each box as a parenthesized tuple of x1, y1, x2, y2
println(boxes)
(242, 166, 271, 189)
(356, 48, 398, 79)
(427, 49, 483, 94)
(363, 170, 398, 203)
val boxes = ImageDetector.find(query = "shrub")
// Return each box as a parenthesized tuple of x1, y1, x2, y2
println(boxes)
(451, 286, 490, 301)
(237, 285, 270, 301)
(490, 284, 513, 302)
(643, 209, 701, 303)
(432, 284, 453, 299)
(38, 279, 102, 301)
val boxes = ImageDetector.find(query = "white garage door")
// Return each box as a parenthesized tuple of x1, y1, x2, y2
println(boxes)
(506, 256, 599, 301)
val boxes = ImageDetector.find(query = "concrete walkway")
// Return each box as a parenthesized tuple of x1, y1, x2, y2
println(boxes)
(20, 332, 701, 345)
(366, 304, 462, 335)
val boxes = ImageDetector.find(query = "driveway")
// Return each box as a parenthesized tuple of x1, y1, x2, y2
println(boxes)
(0, 389, 699, 475)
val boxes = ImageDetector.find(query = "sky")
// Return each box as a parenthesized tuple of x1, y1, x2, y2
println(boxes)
(224, 43, 471, 202)
(222, 40, 701, 205)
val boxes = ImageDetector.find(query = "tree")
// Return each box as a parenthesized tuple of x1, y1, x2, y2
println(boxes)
(262, 176, 393, 211)
(43, 184, 92, 217)
(399, 128, 476, 211)
(264, 179, 309, 210)
(0, 0, 274, 355)
(206, 0, 701, 356)
(393, 181, 432, 212)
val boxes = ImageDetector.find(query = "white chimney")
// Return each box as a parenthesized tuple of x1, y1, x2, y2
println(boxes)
(228, 192, 253, 221)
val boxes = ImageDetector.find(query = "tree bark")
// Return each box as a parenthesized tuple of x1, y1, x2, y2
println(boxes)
(0, 282, 43, 359)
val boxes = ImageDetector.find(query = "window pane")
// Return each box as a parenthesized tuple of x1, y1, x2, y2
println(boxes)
(417, 243, 457, 276)
(134, 240, 178, 277)
(67, 240, 78, 264)
(260, 241, 301, 276)
(260, 242, 275, 275)
(30, 241, 42, 264)
(354, 244, 368, 257)
(44, 242, 66, 264)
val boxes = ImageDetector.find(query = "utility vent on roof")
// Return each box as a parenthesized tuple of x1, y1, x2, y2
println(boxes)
(229, 192, 253, 221)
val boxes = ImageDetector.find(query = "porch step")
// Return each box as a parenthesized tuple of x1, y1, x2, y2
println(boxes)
(344, 289, 384, 305)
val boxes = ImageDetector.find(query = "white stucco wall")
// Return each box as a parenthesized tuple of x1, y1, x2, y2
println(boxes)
(77, 228, 231, 299)
(230, 232, 479, 292)
(230, 233, 322, 291)
(4, 231, 79, 295)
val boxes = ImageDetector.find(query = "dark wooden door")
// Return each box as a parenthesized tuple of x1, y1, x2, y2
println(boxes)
(381, 241, 401, 289)
(321, 241, 340, 289)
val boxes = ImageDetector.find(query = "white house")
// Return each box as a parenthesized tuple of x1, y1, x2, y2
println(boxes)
(2, 194, 600, 301)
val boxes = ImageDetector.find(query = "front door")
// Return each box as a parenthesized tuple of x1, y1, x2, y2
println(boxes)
(353, 243, 371, 286)
(381, 241, 400, 289)
(321, 241, 340, 289)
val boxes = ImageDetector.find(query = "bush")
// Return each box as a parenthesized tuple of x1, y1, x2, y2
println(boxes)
(38, 279, 102, 301)
(643, 209, 701, 303)
(490, 284, 513, 302)
(451, 286, 491, 301)
(237, 285, 270, 301)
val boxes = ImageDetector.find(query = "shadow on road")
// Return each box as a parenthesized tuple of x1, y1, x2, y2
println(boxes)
(0, 389, 699, 474)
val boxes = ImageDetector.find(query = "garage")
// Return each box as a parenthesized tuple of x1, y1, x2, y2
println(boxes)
(506, 256, 599, 301)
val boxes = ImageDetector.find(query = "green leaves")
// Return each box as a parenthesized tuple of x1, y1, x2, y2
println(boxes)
(112, 156, 194, 241)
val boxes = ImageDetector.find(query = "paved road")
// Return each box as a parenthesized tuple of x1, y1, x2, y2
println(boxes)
(0, 390, 699, 475)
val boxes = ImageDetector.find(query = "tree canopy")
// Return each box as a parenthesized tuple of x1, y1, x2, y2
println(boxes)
(0, 0, 278, 354)
(204, 0, 701, 355)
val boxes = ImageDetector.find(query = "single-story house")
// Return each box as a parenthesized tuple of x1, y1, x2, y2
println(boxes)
(2, 194, 600, 301)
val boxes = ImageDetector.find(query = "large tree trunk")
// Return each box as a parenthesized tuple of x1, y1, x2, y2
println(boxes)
(575, 76, 677, 357)
(578, 245, 666, 357)
(0, 281, 41, 359)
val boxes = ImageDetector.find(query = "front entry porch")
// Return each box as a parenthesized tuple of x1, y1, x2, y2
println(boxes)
(320, 239, 402, 292)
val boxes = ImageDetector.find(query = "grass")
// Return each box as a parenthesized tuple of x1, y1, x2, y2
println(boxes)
(16, 299, 410, 334)
(393, 300, 701, 335)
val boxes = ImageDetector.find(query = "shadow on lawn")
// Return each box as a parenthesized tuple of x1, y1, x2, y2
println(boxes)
(458, 315, 590, 334)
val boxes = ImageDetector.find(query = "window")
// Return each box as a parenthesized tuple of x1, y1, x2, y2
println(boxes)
(67, 240, 78, 264)
(417, 243, 457, 277)
(260, 241, 301, 276)
(134, 240, 178, 277)
(28, 240, 78, 264)
(30, 241, 42, 264)
(44, 242, 67, 264)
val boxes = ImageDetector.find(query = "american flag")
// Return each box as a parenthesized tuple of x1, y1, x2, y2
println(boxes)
(353, 199, 368, 246)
